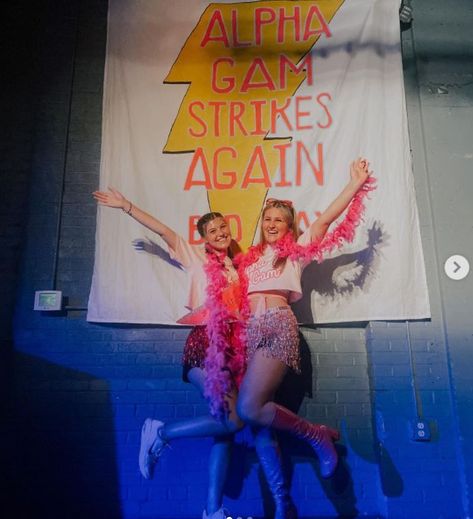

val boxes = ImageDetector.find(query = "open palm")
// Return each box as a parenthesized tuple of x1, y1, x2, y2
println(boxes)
(93, 187, 126, 209)
(350, 158, 372, 185)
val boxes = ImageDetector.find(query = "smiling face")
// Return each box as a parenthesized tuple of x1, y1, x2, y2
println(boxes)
(203, 216, 232, 252)
(261, 207, 290, 245)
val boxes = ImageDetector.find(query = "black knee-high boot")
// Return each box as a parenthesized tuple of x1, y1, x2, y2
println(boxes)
(254, 428, 298, 519)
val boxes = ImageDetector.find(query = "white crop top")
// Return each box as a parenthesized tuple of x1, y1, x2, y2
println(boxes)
(245, 228, 312, 303)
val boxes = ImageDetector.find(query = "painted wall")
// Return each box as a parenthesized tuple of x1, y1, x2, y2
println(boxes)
(3, 1, 473, 518)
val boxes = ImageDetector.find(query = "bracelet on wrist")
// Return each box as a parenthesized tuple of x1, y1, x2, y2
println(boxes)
(123, 201, 133, 215)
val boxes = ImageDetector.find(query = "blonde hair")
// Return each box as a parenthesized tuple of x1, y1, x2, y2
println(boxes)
(259, 200, 299, 246)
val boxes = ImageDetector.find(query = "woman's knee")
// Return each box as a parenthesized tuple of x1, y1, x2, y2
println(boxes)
(224, 415, 244, 434)
(236, 397, 263, 425)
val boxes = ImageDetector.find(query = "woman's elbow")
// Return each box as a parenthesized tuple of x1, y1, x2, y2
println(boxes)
(225, 415, 245, 434)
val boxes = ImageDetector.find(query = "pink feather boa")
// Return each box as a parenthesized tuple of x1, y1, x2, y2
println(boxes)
(236, 176, 377, 294)
(203, 248, 249, 418)
(203, 176, 375, 417)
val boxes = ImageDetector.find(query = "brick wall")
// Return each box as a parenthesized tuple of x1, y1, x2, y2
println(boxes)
(0, 3, 42, 509)
(0, 1, 40, 352)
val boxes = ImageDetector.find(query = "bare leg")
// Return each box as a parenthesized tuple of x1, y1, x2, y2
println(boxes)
(159, 367, 242, 442)
(140, 367, 238, 517)
(237, 350, 339, 479)
(188, 367, 234, 517)
(234, 353, 297, 517)
(237, 349, 288, 427)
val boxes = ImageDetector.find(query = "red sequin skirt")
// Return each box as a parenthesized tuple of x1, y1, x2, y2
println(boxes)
(182, 322, 245, 383)
(182, 326, 209, 382)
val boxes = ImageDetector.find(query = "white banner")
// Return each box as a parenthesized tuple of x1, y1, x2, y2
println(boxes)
(88, 0, 430, 324)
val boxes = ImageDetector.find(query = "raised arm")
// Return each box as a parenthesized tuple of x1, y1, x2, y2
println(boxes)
(92, 187, 178, 251)
(309, 158, 372, 241)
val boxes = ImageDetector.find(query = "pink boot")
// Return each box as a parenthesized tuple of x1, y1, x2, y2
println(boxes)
(271, 405, 339, 478)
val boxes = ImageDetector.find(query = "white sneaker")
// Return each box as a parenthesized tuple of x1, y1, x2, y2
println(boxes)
(202, 507, 229, 519)
(138, 418, 165, 479)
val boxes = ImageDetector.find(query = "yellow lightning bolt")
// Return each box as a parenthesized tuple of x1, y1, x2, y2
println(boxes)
(164, 1, 344, 250)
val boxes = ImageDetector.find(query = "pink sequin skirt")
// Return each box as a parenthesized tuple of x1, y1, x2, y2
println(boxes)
(246, 306, 300, 373)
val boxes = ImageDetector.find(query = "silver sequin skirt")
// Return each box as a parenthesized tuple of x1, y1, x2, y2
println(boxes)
(246, 306, 300, 373)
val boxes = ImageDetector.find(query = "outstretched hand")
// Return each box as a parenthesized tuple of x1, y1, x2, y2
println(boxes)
(350, 157, 372, 186)
(92, 187, 127, 209)
(92, 189, 177, 248)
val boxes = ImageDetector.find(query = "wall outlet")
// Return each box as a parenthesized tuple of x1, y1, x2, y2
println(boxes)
(411, 419, 431, 441)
